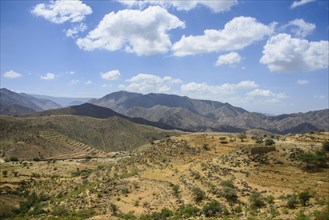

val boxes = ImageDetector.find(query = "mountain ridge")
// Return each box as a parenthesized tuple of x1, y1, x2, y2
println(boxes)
(90, 91, 329, 134)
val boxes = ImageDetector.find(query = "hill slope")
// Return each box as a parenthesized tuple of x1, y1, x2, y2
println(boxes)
(0, 115, 179, 160)
(29, 103, 177, 130)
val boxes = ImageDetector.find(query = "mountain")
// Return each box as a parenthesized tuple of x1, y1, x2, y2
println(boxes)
(29, 103, 178, 130)
(0, 114, 179, 160)
(30, 94, 91, 107)
(0, 88, 61, 115)
(90, 91, 329, 134)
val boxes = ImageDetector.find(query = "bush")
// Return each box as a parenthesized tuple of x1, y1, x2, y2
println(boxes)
(202, 200, 222, 217)
(221, 180, 235, 188)
(221, 187, 238, 203)
(265, 139, 275, 146)
(177, 204, 199, 218)
(322, 141, 329, 152)
(249, 191, 266, 209)
(298, 191, 312, 206)
(192, 187, 205, 203)
(286, 194, 298, 209)
(33, 157, 41, 162)
(298, 151, 328, 169)
(10, 156, 19, 162)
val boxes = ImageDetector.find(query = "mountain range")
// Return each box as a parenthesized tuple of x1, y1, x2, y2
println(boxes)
(1, 88, 328, 134)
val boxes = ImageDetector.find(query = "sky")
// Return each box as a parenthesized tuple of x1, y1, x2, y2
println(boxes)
(1, 0, 328, 115)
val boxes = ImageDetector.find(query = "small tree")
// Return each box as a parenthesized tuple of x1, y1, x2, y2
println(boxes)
(298, 191, 312, 206)
(265, 139, 275, 146)
(298, 151, 327, 169)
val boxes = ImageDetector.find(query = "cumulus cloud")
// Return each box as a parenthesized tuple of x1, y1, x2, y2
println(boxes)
(100, 70, 120, 80)
(285, 19, 315, 38)
(297, 79, 309, 85)
(247, 89, 288, 103)
(77, 6, 185, 56)
(65, 23, 87, 38)
(172, 16, 274, 56)
(31, 0, 92, 24)
(124, 73, 182, 93)
(3, 70, 22, 79)
(291, 0, 317, 9)
(181, 80, 258, 97)
(118, 0, 238, 13)
(41, 73, 56, 80)
(216, 52, 241, 66)
(260, 33, 329, 72)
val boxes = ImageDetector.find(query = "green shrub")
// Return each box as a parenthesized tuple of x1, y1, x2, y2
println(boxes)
(249, 191, 266, 209)
(192, 187, 205, 203)
(221, 186, 238, 203)
(33, 157, 41, 162)
(265, 139, 275, 146)
(10, 156, 19, 162)
(322, 141, 329, 151)
(202, 200, 222, 217)
(286, 194, 298, 209)
(177, 204, 199, 218)
(298, 191, 312, 206)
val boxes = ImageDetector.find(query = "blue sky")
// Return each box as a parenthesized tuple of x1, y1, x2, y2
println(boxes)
(1, 0, 328, 114)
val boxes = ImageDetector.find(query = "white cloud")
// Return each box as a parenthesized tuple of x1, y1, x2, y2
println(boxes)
(314, 95, 326, 100)
(216, 52, 241, 66)
(297, 79, 309, 85)
(100, 70, 120, 80)
(31, 0, 92, 24)
(172, 16, 274, 56)
(246, 89, 288, 103)
(247, 89, 288, 98)
(118, 0, 238, 13)
(3, 70, 22, 79)
(85, 80, 92, 85)
(40, 73, 56, 80)
(181, 80, 258, 97)
(69, 79, 79, 85)
(285, 19, 315, 38)
(260, 33, 329, 72)
(65, 23, 87, 38)
(124, 73, 182, 93)
(77, 6, 185, 56)
(291, 0, 317, 9)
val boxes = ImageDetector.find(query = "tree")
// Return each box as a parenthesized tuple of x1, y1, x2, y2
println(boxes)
(264, 139, 275, 146)
(298, 151, 327, 169)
